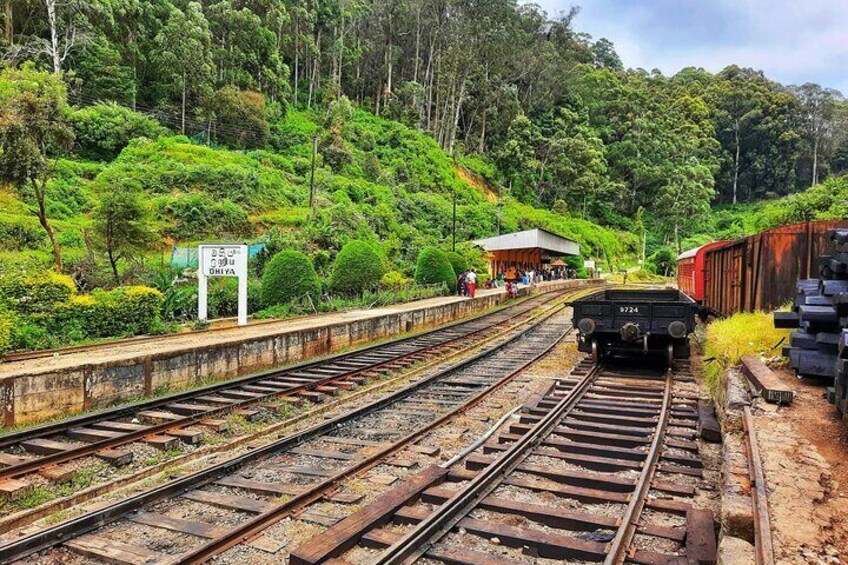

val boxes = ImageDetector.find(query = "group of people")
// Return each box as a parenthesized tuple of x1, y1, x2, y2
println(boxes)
(456, 263, 582, 301)
(455, 269, 478, 298)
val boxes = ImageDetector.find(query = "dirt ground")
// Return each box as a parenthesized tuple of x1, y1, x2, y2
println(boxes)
(752, 366, 848, 564)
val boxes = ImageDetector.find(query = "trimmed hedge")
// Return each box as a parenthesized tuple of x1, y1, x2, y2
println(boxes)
(0, 271, 77, 314)
(261, 250, 320, 307)
(328, 240, 385, 294)
(414, 247, 455, 288)
(61, 286, 163, 337)
(445, 251, 467, 277)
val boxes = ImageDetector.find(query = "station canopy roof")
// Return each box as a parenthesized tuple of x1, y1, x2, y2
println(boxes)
(473, 228, 579, 256)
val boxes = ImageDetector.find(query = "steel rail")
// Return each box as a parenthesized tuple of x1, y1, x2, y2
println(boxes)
(0, 301, 571, 564)
(0, 290, 551, 446)
(373, 364, 603, 565)
(744, 406, 775, 565)
(603, 368, 673, 565)
(0, 292, 571, 482)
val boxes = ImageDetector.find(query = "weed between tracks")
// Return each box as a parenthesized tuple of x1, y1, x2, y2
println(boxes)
(6, 466, 104, 511)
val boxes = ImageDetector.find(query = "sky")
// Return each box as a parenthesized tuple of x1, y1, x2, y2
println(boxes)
(531, 0, 848, 94)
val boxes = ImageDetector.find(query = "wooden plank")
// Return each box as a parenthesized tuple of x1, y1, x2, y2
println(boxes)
(20, 438, 77, 455)
(215, 476, 305, 496)
(686, 508, 718, 564)
(0, 453, 27, 466)
(426, 545, 524, 565)
(96, 448, 133, 466)
(166, 429, 205, 444)
(201, 419, 230, 432)
(291, 446, 356, 460)
(0, 478, 32, 500)
(456, 517, 607, 561)
(182, 490, 273, 513)
(143, 434, 180, 450)
(137, 410, 182, 424)
(741, 355, 794, 404)
(166, 402, 220, 415)
(65, 534, 164, 565)
(422, 487, 618, 531)
(130, 511, 228, 538)
(68, 427, 124, 442)
(361, 527, 400, 548)
(409, 445, 440, 456)
(39, 464, 75, 483)
(299, 510, 342, 527)
(323, 492, 364, 504)
(289, 465, 447, 565)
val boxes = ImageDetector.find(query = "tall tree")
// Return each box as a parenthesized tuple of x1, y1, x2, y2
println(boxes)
(793, 83, 843, 186)
(154, 2, 213, 133)
(0, 64, 73, 270)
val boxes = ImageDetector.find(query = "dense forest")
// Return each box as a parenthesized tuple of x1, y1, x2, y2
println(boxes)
(1, 0, 847, 350)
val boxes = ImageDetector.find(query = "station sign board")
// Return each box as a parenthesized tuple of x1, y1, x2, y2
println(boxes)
(198, 244, 249, 326)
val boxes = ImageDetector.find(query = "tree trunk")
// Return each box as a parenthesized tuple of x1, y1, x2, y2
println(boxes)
(811, 135, 819, 186)
(4, 0, 12, 46)
(45, 0, 61, 73)
(107, 248, 121, 285)
(294, 18, 299, 105)
(732, 119, 740, 204)
(35, 181, 62, 271)
(448, 75, 466, 154)
(478, 108, 487, 152)
(181, 71, 187, 134)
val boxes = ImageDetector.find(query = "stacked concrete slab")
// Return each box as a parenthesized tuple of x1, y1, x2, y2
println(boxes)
(775, 229, 848, 416)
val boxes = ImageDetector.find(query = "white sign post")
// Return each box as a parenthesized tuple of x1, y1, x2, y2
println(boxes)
(198, 244, 249, 326)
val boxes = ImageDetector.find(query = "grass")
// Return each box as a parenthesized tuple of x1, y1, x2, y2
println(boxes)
(12, 466, 104, 510)
(141, 447, 184, 467)
(703, 312, 790, 398)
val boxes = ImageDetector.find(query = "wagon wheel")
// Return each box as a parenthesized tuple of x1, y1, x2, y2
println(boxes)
(666, 343, 674, 369)
(591, 339, 599, 364)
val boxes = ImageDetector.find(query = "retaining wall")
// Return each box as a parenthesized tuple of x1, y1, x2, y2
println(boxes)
(1, 279, 598, 425)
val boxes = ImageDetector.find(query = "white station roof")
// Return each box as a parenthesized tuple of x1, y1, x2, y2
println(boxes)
(473, 228, 579, 255)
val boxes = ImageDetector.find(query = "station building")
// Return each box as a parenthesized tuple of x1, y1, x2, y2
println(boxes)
(473, 228, 580, 277)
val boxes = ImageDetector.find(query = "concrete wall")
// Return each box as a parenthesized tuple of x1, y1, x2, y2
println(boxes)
(1, 279, 596, 425)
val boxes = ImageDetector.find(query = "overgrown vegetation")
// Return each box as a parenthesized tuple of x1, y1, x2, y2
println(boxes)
(703, 312, 790, 397)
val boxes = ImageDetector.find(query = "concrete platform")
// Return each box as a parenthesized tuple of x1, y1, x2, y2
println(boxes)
(0, 280, 597, 425)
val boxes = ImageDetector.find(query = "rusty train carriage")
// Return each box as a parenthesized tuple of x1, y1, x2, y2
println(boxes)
(702, 220, 848, 316)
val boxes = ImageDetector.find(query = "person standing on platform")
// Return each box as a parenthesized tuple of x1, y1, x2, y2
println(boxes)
(456, 271, 467, 296)
(466, 269, 477, 298)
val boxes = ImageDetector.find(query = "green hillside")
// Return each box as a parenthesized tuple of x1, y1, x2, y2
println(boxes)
(0, 93, 637, 352)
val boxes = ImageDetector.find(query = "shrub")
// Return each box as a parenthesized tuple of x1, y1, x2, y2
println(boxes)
(414, 247, 455, 288)
(328, 240, 385, 294)
(157, 193, 251, 239)
(0, 307, 14, 354)
(0, 214, 46, 251)
(0, 270, 77, 314)
(261, 250, 321, 307)
(380, 270, 412, 290)
(70, 103, 165, 160)
(63, 286, 163, 337)
(445, 252, 467, 277)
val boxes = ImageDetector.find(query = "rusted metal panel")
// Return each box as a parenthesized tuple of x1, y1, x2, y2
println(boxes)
(703, 220, 848, 316)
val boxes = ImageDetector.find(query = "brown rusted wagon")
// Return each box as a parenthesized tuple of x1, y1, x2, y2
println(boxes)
(701, 220, 848, 316)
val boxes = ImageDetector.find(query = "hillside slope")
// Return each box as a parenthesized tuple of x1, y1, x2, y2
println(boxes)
(1, 107, 639, 277)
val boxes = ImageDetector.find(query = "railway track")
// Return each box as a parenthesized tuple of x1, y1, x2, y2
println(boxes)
(0, 290, 574, 487)
(0, 292, 578, 564)
(290, 358, 717, 565)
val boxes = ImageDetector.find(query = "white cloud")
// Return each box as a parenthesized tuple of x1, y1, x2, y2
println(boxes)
(532, 0, 848, 93)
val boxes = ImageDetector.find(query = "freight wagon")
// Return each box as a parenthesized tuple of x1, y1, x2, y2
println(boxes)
(572, 288, 697, 367)
(677, 220, 848, 317)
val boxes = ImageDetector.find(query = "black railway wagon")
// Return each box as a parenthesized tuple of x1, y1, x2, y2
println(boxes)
(572, 288, 697, 366)
(702, 220, 848, 317)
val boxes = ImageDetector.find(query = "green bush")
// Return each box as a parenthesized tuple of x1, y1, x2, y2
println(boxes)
(328, 240, 385, 294)
(62, 286, 163, 337)
(445, 251, 467, 276)
(0, 270, 77, 314)
(0, 214, 46, 251)
(0, 307, 14, 354)
(414, 247, 455, 288)
(261, 250, 321, 307)
(380, 270, 412, 290)
(70, 103, 166, 160)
